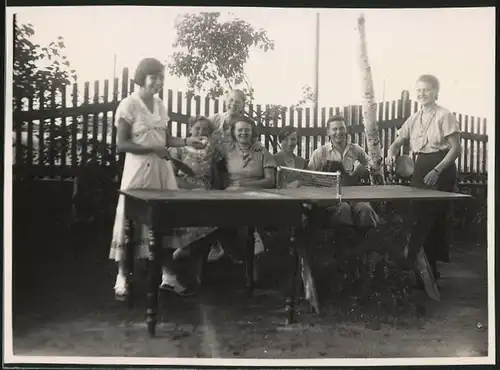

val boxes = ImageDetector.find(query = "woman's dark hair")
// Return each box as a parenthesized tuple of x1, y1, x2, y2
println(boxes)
(134, 58, 164, 87)
(278, 126, 298, 143)
(229, 115, 259, 142)
(186, 115, 213, 136)
(188, 115, 212, 129)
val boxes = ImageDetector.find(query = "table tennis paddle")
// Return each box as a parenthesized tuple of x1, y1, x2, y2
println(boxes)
(394, 155, 414, 178)
(297, 247, 320, 314)
(164, 156, 196, 178)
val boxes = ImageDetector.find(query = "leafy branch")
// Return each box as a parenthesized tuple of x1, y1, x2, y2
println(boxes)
(168, 12, 274, 100)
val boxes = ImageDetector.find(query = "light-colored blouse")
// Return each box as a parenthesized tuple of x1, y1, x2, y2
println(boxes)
(209, 111, 265, 155)
(208, 112, 234, 148)
(274, 151, 307, 169)
(116, 91, 170, 147)
(274, 151, 308, 188)
(397, 105, 461, 154)
(115, 92, 177, 191)
(224, 143, 277, 187)
(208, 112, 232, 136)
(168, 145, 214, 179)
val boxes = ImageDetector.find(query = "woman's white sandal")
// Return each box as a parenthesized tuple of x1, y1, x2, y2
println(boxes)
(114, 274, 128, 300)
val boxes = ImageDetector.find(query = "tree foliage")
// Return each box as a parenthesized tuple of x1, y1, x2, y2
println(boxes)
(168, 12, 274, 100)
(168, 12, 318, 150)
(13, 19, 77, 110)
(13, 19, 85, 169)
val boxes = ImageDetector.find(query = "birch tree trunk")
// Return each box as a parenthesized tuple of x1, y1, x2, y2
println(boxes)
(357, 14, 385, 185)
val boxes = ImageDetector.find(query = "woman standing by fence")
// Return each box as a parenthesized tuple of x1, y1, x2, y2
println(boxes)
(387, 74, 462, 286)
(109, 58, 207, 299)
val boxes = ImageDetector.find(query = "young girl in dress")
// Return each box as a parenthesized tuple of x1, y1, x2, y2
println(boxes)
(169, 115, 224, 190)
(109, 58, 207, 299)
(166, 116, 225, 261)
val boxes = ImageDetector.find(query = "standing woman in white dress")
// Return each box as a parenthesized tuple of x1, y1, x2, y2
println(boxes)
(109, 58, 207, 299)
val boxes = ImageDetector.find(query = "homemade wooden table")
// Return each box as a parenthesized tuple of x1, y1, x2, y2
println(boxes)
(120, 185, 470, 337)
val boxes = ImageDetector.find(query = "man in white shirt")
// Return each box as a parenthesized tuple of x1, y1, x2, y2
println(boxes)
(308, 115, 379, 233)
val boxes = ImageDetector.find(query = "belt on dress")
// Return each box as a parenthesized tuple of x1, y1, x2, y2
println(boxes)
(413, 150, 449, 156)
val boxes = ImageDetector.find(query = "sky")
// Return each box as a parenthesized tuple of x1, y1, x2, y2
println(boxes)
(8, 6, 496, 126)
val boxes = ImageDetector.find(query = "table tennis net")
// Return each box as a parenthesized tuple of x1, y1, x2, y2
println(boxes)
(277, 166, 342, 197)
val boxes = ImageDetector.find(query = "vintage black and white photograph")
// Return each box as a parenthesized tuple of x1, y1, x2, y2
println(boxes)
(4, 5, 495, 367)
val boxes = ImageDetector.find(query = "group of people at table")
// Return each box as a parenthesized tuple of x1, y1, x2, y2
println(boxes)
(110, 58, 462, 300)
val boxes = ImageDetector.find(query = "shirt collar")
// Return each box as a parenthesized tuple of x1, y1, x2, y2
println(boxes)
(328, 141, 352, 156)
(420, 104, 438, 114)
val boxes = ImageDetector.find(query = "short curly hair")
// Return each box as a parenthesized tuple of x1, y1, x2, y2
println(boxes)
(227, 89, 247, 104)
(417, 74, 440, 91)
(229, 115, 259, 142)
(187, 115, 213, 134)
(133, 58, 165, 87)
(278, 126, 298, 143)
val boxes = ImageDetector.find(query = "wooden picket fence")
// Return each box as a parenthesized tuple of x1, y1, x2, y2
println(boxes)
(13, 67, 488, 183)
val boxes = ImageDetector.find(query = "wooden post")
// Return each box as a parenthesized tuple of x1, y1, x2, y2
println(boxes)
(401, 90, 411, 154)
(81, 82, 90, 166)
(313, 13, 320, 110)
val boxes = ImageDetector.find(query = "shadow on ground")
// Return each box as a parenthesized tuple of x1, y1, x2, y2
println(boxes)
(11, 212, 489, 360)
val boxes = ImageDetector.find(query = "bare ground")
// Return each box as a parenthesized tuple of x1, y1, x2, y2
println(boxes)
(11, 217, 489, 360)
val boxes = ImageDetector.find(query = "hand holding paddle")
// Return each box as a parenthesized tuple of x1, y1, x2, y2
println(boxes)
(153, 146, 172, 159)
(350, 160, 369, 179)
(384, 154, 414, 181)
(384, 155, 396, 171)
(170, 158, 196, 178)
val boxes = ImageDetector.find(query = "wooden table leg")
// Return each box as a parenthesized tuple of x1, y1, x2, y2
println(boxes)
(286, 228, 299, 325)
(124, 219, 135, 308)
(197, 244, 211, 288)
(297, 245, 320, 314)
(190, 234, 213, 288)
(146, 227, 162, 338)
(245, 228, 256, 297)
